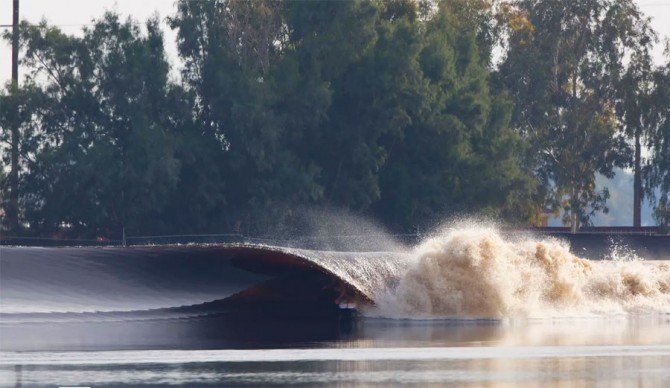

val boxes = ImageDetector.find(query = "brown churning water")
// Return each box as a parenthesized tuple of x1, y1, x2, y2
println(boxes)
(371, 225, 670, 319)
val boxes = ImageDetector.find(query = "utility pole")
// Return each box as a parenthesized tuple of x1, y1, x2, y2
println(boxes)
(7, 0, 20, 232)
(11, 0, 18, 82)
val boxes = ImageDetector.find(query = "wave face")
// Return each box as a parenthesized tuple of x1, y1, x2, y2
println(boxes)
(2, 226, 669, 322)
(0, 245, 410, 321)
(373, 226, 670, 319)
(0, 246, 269, 315)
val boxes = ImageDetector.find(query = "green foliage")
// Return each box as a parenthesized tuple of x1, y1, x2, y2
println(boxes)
(376, 2, 530, 230)
(0, 81, 48, 231)
(497, 0, 653, 231)
(169, 0, 325, 235)
(4, 0, 668, 239)
(3, 14, 184, 238)
(647, 62, 670, 229)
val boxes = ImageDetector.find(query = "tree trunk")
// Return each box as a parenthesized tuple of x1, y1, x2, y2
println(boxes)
(570, 210, 579, 233)
(570, 190, 579, 233)
(8, 108, 19, 233)
(570, 65, 579, 234)
(633, 128, 642, 228)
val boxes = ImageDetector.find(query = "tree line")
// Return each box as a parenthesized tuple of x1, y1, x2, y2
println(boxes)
(1, 0, 669, 239)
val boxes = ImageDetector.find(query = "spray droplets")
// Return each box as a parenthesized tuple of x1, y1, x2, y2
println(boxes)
(373, 225, 670, 319)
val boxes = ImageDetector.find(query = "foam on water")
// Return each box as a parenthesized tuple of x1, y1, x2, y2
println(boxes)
(371, 224, 670, 319)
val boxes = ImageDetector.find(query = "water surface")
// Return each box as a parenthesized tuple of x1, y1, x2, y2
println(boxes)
(2, 316, 670, 387)
(2, 228, 669, 387)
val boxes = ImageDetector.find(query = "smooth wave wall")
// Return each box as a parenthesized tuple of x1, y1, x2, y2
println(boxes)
(2, 226, 669, 320)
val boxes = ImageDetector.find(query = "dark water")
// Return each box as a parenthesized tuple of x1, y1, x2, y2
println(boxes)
(1, 243, 670, 387)
(2, 317, 670, 387)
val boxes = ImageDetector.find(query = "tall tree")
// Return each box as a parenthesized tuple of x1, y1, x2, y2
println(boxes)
(498, 0, 651, 231)
(170, 0, 324, 235)
(13, 14, 183, 238)
(0, 82, 46, 232)
(647, 61, 670, 232)
(607, 2, 657, 228)
(374, 1, 529, 231)
(285, 0, 407, 212)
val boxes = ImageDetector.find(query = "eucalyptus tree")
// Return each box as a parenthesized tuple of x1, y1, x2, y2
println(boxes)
(647, 62, 670, 231)
(609, 3, 657, 228)
(498, 0, 654, 231)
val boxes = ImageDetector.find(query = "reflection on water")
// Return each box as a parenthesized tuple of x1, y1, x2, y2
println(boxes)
(1, 315, 670, 387)
(358, 315, 670, 347)
(3, 355, 670, 387)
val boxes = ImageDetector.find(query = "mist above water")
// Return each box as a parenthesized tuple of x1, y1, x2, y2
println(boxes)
(371, 221, 670, 319)
(279, 208, 408, 252)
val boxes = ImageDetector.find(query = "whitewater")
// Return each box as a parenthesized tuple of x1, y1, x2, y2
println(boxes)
(370, 225, 670, 319)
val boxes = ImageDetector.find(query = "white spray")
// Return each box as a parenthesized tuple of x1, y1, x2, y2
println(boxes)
(372, 223, 670, 319)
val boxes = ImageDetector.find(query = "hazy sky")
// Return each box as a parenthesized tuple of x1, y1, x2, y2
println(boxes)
(1, 0, 669, 85)
(0, 0, 178, 84)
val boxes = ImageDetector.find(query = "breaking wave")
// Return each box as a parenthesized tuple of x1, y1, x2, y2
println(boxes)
(2, 223, 669, 322)
(372, 225, 670, 319)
